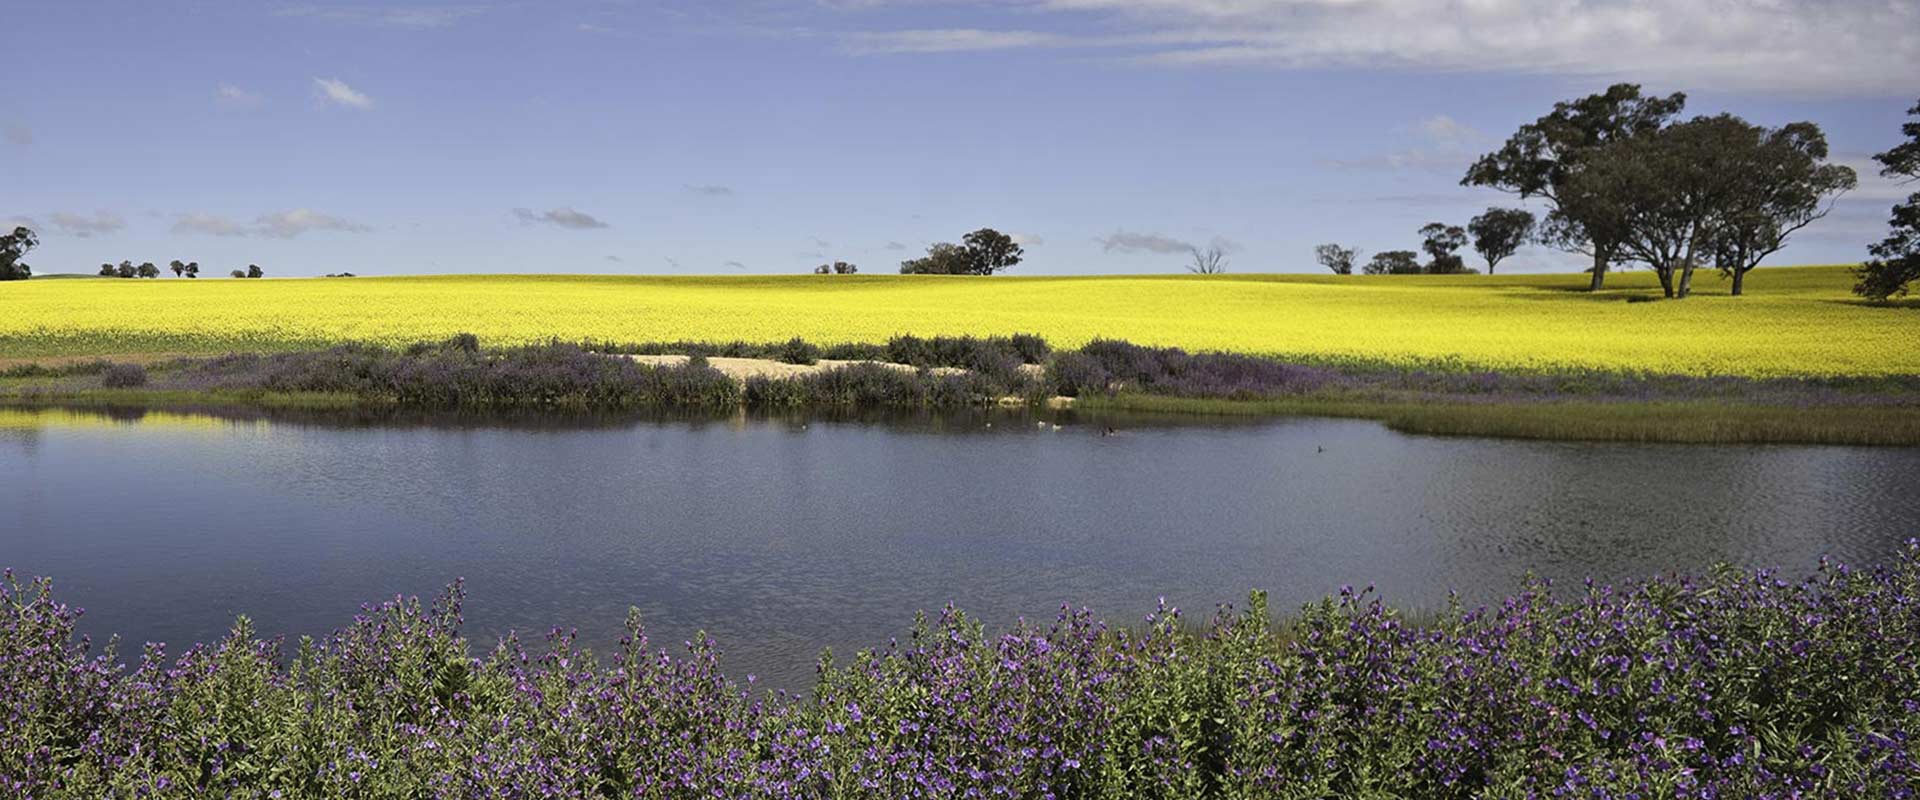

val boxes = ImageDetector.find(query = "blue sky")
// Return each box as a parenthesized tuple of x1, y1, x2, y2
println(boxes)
(5, 1, 1917, 277)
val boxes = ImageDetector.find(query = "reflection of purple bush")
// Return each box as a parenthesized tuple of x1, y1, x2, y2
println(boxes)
(4, 544, 1917, 796)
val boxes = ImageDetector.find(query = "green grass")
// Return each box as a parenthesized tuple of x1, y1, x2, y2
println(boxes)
(1078, 394, 1920, 446)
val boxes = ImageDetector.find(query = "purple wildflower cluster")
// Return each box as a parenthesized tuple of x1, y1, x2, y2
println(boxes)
(173, 339, 743, 408)
(5, 544, 1917, 798)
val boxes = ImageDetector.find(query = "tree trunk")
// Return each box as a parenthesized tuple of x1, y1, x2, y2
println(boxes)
(1656, 264, 1675, 298)
(1587, 251, 1607, 291)
(1731, 266, 1746, 296)
(1677, 259, 1696, 299)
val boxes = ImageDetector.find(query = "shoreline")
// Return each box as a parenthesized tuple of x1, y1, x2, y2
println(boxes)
(4, 334, 1918, 445)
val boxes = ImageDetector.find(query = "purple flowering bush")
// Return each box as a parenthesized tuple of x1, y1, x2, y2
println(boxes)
(5, 545, 1918, 798)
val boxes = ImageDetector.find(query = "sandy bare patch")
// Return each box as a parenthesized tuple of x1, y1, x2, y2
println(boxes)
(625, 355, 970, 380)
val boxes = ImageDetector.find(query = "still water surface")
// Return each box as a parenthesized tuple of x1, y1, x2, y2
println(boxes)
(4, 405, 1918, 688)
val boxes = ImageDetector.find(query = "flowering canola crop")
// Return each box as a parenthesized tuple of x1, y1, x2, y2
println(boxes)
(1, 265, 1911, 377)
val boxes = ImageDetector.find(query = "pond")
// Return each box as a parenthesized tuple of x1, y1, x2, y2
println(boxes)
(4, 405, 1918, 689)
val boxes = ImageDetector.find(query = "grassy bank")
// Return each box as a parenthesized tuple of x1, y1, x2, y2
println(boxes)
(4, 265, 1915, 377)
(5, 547, 1918, 797)
(1081, 395, 1920, 445)
(5, 334, 1917, 445)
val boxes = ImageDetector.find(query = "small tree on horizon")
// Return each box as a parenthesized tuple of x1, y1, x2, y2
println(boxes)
(1419, 223, 1470, 274)
(247, 264, 264, 278)
(1187, 245, 1228, 274)
(1363, 250, 1422, 275)
(169, 260, 185, 277)
(1313, 243, 1359, 275)
(1467, 208, 1536, 274)
(900, 228, 1024, 275)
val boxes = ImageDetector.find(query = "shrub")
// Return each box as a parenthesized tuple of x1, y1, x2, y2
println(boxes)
(100, 363, 148, 388)
(3, 546, 1918, 797)
(776, 336, 820, 365)
(1046, 351, 1112, 397)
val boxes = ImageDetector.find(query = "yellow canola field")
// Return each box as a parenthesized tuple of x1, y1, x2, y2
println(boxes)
(1, 265, 1912, 377)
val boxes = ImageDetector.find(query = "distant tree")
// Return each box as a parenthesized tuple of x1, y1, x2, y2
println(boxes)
(0, 226, 36, 280)
(813, 264, 831, 274)
(900, 242, 971, 275)
(1314, 243, 1359, 275)
(136, 262, 161, 279)
(1187, 245, 1228, 274)
(115, 261, 137, 278)
(231, 269, 247, 278)
(832, 261, 856, 275)
(1856, 99, 1920, 300)
(1464, 83, 1686, 291)
(1418, 223, 1469, 274)
(1705, 121, 1854, 295)
(184, 261, 199, 278)
(1363, 250, 1422, 275)
(959, 228, 1023, 275)
(169, 259, 185, 277)
(99, 263, 115, 277)
(1467, 208, 1536, 274)
(247, 264, 264, 278)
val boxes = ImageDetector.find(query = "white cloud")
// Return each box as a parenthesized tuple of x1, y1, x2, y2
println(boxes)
(1320, 114, 1490, 172)
(842, 28, 1075, 54)
(279, 5, 488, 29)
(173, 209, 371, 238)
(837, 0, 1920, 94)
(512, 207, 611, 229)
(172, 213, 250, 237)
(684, 184, 735, 196)
(47, 211, 127, 238)
(1011, 232, 1046, 247)
(314, 77, 372, 109)
(255, 209, 372, 238)
(217, 84, 262, 105)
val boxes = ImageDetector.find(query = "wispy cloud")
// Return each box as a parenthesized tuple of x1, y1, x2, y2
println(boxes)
(1097, 230, 1195, 255)
(217, 84, 262, 105)
(724, 260, 748, 270)
(314, 77, 372, 109)
(278, 4, 488, 29)
(3, 125, 31, 146)
(842, 28, 1075, 54)
(256, 209, 372, 238)
(512, 207, 611, 230)
(1320, 114, 1490, 172)
(173, 209, 371, 238)
(47, 211, 127, 238)
(832, 0, 1920, 94)
(884, 241, 908, 251)
(684, 184, 735, 196)
(1098, 229, 1238, 255)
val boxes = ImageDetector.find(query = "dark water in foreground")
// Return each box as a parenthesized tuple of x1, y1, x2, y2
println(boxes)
(4, 405, 1919, 689)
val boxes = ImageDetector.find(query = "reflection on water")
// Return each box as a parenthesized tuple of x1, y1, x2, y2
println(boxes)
(4, 404, 1919, 689)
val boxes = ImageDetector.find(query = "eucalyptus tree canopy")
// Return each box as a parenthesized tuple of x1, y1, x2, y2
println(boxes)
(1856, 99, 1920, 300)
(1464, 83, 1686, 290)
(0, 226, 35, 280)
